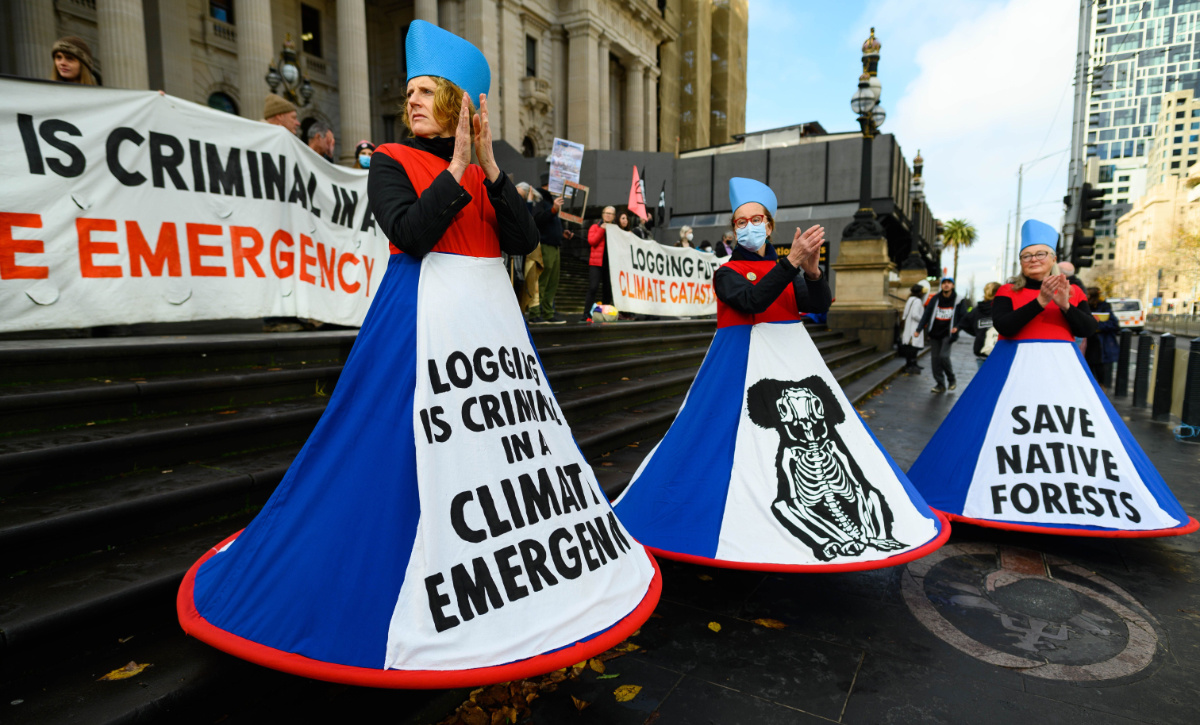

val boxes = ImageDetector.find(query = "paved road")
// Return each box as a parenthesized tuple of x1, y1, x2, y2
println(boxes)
(431, 340, 1199, 725)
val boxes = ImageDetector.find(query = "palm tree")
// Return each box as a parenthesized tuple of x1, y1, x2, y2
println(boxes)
(942, 219, 978, 283)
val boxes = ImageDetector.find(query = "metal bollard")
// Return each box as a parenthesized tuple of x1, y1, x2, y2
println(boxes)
(1183, 337, 1200, 427)
(1132, 333, 1153, 408)
(1152, 334, 1176, 420)
(1115, 329, 1132, 397)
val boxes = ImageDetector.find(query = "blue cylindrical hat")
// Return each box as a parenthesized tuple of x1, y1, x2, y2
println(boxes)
(729, 177, 778, 217)
(1020, 219, 1058, 252)
(405, 20, 491, 103)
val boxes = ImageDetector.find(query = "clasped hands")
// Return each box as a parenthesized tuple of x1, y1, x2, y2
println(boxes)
(787, 225, 825, 280)
(1036, 274, 1072, 311)
(448, 92, 501, 183)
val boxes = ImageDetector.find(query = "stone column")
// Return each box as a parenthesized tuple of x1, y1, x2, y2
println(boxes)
(464, 0, 500, 102)
(624, 57, 645, 151)
(498, 0, 523, 146)
(551, 29, 567, 140)
(414, 0, 439, 24)
(337, 0, 372, 163)
(156, 0, 194, 98)
(10, 1, 57, 81)
(566, 22, 599, 148)
(827, 236, 898, 352)
(644, 67, 658, 152)
(597, 36, 611, 150)
(98, 0, 150, 89)
(236, 0, 275, 121)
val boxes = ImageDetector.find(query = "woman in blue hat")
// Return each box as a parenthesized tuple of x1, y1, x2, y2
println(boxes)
(180, 20, 661, 689)
(612, 178, 949, 572)
(908, 219, 1196, 538)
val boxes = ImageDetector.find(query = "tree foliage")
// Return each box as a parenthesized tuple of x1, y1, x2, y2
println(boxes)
(942, 218, 978, 283)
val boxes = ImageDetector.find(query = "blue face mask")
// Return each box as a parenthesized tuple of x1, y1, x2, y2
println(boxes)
(736, 223, 768, 251)
(358, 155, 371, 169)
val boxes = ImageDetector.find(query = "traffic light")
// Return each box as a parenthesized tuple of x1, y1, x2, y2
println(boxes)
(1072, 227, 1096, 268)
(1080, 183, 1106, 228)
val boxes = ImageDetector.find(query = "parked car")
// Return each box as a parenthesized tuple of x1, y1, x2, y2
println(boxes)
(1107, 298, 1145, 332)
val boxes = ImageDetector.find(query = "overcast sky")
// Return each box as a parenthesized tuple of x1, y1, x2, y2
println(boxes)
(746, 0, 1077, 295)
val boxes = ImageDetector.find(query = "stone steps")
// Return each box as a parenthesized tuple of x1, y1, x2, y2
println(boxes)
(0, 317, 903, 724)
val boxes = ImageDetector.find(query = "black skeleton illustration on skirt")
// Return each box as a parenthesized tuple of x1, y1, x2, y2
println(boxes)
(747, 376, 905, 561)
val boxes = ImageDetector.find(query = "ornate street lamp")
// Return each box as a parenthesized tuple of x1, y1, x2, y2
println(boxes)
(265, 34, 314, 107)
(843, 28, 887, 240)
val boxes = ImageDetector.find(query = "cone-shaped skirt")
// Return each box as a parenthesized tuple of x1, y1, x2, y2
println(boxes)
(612, 320, 949, 571)
(178, 252, 661, 688)
(908, 339, 1197, 537)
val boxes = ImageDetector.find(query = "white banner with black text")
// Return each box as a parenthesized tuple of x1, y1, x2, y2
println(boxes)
(0, 78, 388, 333)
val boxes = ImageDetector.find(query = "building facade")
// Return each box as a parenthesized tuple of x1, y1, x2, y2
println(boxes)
(1, 0, 746, 163)
(1082, 1, 1200, 238)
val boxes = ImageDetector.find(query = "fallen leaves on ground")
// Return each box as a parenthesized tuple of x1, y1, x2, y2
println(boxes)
(697, 574, 713, 581)
(435, 637, 645, 724)
(98, 661, 152, 681)
(217, 409, 238, 415)
(600, 462, 614, 467)
(753, 618, 787, 629)
(613, 684, 642, 702)
(707, 621, 722, 633)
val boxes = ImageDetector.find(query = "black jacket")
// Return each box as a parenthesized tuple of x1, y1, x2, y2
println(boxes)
(713, 244, 831, 315)
(991, 278, 1098, 338)
(531, 188, 563, 248)
(367, 136, 538, 258)
(918, 291, 961, 340)
(961, 298, 994, 356)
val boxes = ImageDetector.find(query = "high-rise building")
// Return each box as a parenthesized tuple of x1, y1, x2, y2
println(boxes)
(1083, 0, 1200, 238)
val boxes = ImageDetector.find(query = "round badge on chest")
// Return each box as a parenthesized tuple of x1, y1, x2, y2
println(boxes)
(746, 272, 757, 281)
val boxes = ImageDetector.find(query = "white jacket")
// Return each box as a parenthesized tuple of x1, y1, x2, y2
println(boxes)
(901, 296, 925, 348)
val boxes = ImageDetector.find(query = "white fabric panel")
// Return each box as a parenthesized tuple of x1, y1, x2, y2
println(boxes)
(716, 322, 938, 566)
(385, 253, 654, 670)
(961, 343, 1175, 530)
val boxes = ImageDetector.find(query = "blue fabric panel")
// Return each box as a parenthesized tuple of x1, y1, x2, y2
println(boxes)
(854, 410, 942, 537)
(193, 253, 423, 668)
(906, 339, 1019, 514)
(613, 325, 752, 558)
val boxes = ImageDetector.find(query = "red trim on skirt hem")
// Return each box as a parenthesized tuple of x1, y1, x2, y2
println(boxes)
(177, 529, 663, 689)
(940, 511, 1200, 538)
(644, 510, 952, 572)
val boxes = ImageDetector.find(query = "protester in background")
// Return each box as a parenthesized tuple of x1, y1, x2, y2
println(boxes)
(531, 183, 567, 324)
(513, 183, 544, 314)
(582, 206, 616, 323)
(355, 141, 375, 169)
(961, 282, 1000, 364)
(1058, 261, 1086, 291)
(263, 94, 300, 135)
(51, 37, 100, 85)
(916, 277, 961, 393)
(1086, 286, 1120, 385)
(714, 231, 735, 258)
(677, 225, 695, 249)
(629, 214, 650, 239)
(899, 284, 926, 374)
(618, 212, 633, 234)
(305, 123, 335, 162)
(698, 241, 714, 253)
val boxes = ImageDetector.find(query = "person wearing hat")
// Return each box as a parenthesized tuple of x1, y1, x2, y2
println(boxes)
(612, 178, 950, 573)
(354, 141, 375, 169)
(916, 276, 961, 393)
(907, 219, 1196, 539)
(263, 94, 300, 135)
(180, 19, 660, 689)
(51, 36, 100, 85)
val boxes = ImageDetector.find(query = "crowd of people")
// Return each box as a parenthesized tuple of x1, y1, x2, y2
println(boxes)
(900, 259, 1121, 395)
